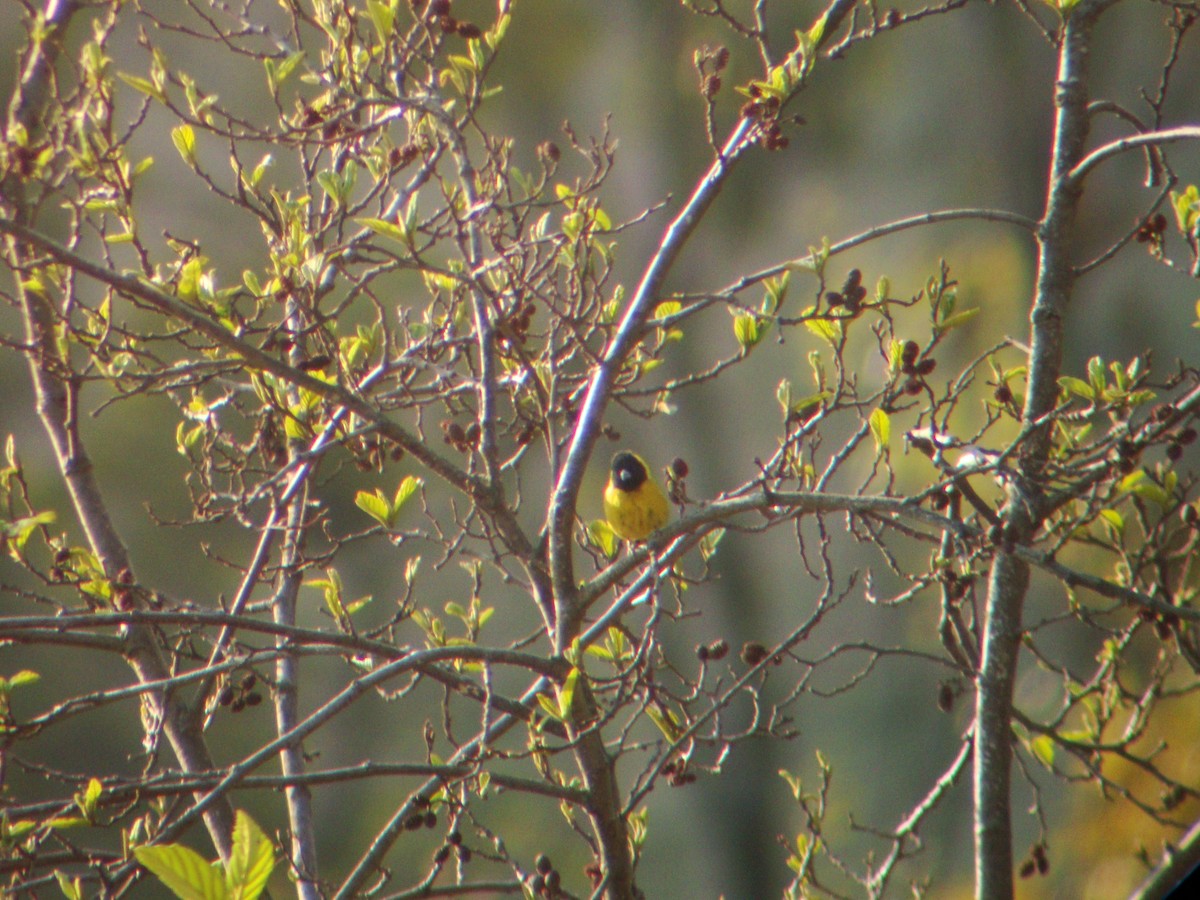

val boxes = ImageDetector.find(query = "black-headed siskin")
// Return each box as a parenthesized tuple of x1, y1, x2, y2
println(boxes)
(604, 451, 669, 542)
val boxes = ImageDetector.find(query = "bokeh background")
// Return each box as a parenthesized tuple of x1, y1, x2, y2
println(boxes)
(4, 1, 1200, 897)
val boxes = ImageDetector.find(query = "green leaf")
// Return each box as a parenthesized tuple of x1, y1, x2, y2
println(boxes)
(355, 216, 409, 245)
(536, 692, 562, 722)
(274, 51, 306, 86)
(247, 154, 273, 188)
(1117, 470, 1145, 493)
(134, 844, 227, 900)
(586, 643, 615, 662)
(587, 519, 618, 559)
(934, 307, 979, 334)
(790, 391, 832, 420)
(733, 313, 760, 351)
(1171, 184, 1199, 234)
(344, 594, 374, 617)
(645, 702, 683, 741)
(875, 275, 890, 302)
(316, 171, 343, 206)
(776, 379, 792, 417)
(5, 670, 40, 690)
(1098, 508, 1124, 536)
(242, 270, 263, 297)
(779, 768, 803, 800)
(763, 271, 791, 314)
(1132, 480, 1169, 507)
(1058, 376, 1094, 402)
(4, 819, 38, 841)
(1029, 734, 1055, 769)
(176, 422, 204, 456)
(405, 556, 422, 585)
(1087, 355, 1107, 396)
(225, 810, 275, 900)
(176, 257, 207, 304)
(41, 816, 88, 831)
(118, 72, 165, 102)
(803, 308, 843, 345)
(653, 301, 681, 321)
(557, 667, 580, 719)
(56, 871, 84, 900)
(2, 511, 56, 551)
(869, 408, 891, 455)
(355, 490, 392, 527)
(172, 125, 196, 169)
(392, 475, 422, 516)
(76, 778, 102, 819)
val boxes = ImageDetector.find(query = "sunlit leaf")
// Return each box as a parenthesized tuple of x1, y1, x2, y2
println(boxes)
(1058, 376, 1094, 402)
(171, 125, 196, 169)
(225, 810, 275, 900)
(392, 476, 422, 516)
(134, 843, 225, 900)
(118, 72, 164, 102)
(587, 519, 618, 558)
(355, 217, 409, 244)
(934, 307, 979, 334)
(1029, 734, 1055, 769)
(355, 490, 391, 527)
(366, 0, 394, 43)
(733, 313, 760, 351)
(803, 308, 842, 345)
(869, 408, 891, 455)
(1098, 508, 1124, 536)
(557, 667, 580, 719)
(645, 702, 683, 742)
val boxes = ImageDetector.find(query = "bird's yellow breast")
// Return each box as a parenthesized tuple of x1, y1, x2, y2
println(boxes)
(604, 478, 669, 542)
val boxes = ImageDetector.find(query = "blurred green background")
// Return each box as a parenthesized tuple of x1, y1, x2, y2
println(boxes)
(4, 1, 1200, 897)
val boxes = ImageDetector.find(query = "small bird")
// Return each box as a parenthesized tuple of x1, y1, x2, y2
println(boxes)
(604, 451, 669, 542)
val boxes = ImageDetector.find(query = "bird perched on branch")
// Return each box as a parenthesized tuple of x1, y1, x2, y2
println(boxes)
(604, 451, 669, 542)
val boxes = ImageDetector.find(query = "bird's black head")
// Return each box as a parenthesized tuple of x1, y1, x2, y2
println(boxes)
(611, 452, 648, 492)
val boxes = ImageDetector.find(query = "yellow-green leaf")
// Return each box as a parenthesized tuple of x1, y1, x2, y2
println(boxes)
(934, 307, 979, 334)
(225, 810, 275, 900)
(1059, 376, 1095, 402)
(1098, 508, 1124, 536)
(355, 216, 409, 244)
(733, 313, 760, 351)
(274, 50, 306, 87)
(1029, 734, 1055, 769)
(355, 490, 391, 527)
(392, 475, 422, 515)
(4, 670, 40, 689)
(536, 692, 562, 722)
(1172, 184, 1199, 234)
(56, 872, 84, 900)
(869, 408, 891, 454)
(172, 125, 196, 169)
(557, 667, 580, 719)
(653, 301, 681, 321)
(134, 843, 225, 900)
(803, 308, 843, 345)
(645, 702, 683, 742)
(118, 72, 164, 102)
(587, 519, 618, 559)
